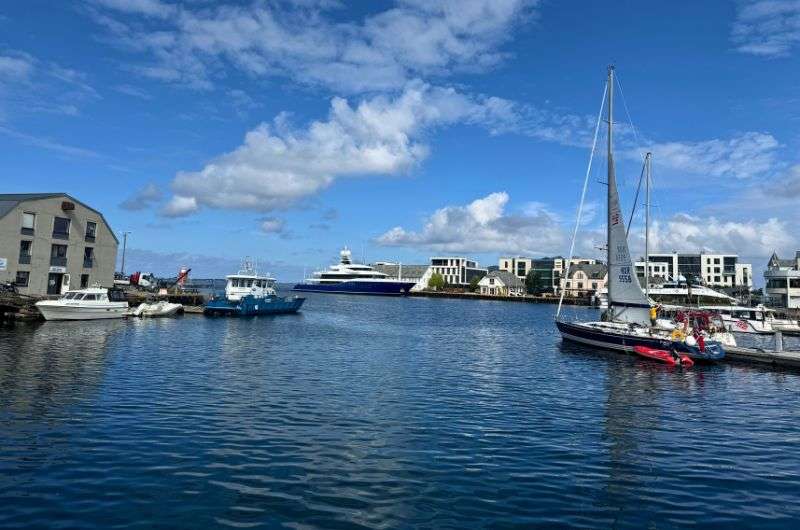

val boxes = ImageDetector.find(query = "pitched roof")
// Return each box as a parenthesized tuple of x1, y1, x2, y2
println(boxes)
(568, 263, 607, 279)
(484, 270, 524, 287)
(768, 252, 796, 269)
(0, 193, 119, 244)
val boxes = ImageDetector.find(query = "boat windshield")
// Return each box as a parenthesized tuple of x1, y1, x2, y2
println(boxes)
(83, 294, 97, 301)
(63, 292, 77, 299)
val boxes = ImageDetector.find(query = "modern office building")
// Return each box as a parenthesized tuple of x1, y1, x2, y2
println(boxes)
(764, 252, 800, 308)
(636, 252, 752, 288)
(429, 257, 487, 286)
(499, 256, 597, 294)
(0, 193, 118, 296)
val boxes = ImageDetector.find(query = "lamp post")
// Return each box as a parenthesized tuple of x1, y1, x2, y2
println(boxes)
(120, 231, 131, 275)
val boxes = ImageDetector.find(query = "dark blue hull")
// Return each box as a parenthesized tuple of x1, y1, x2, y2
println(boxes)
(292, 280, 416, 296)
(204, 294, 305, 316)
(556, 320, 725, 361)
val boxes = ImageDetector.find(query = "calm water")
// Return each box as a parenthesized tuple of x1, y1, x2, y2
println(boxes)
(2, 294, 800, 529)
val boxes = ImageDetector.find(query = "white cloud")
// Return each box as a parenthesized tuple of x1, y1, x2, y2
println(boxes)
(259, 217, 285, 234)
(639, 214, 795, 257)
(732, 0, 800, 57)
(0, 54, 34, 80)
(634, 132, 780, 180)
(0, 125, 100, 158)
(376, 192, 576, 255)
(89, 0, 537, 92)
(120, 183, 163, 210)
(766, 163, 800, 196)
(166, 81, 516, 215)
(162, 195, 198, 217)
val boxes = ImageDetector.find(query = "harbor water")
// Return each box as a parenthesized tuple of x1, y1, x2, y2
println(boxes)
(2, 294, 800, 528)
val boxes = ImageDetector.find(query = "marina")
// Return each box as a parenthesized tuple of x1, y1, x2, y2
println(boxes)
(4, 1, 800, 525)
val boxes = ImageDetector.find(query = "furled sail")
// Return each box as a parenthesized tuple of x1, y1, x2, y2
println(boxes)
(606, 67, 651, 326)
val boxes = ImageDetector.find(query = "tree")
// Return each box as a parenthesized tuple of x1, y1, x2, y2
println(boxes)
(428, 272, 445, 290)
(468, 275, 482, 292)
(525, 270, 545, 295)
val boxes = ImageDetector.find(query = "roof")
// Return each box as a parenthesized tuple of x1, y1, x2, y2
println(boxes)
(768, 252, 797, 269)
(483, 270, 524, 287)
(0, 193, 118, 244)
(372, 263, 429, 279)
(568, 263, 607, 279)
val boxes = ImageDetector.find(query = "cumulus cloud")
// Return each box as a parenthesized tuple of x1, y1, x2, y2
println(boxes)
(88, 0, 537, 92)
(162, 195, 199, 217)
(637, 214, 796, 258)
(376, 192, 576, 255)
(119, 183, 163, 210)
(166, 81, 516, 215)
(731, 0, 800, 57)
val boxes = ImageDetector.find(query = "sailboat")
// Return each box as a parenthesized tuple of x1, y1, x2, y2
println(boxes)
(555, 66, 727, 361)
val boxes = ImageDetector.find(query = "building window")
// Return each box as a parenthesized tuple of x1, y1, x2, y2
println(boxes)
(489, 278, 495, 285)
(714, 267, 720, 273)
(714, 258, 720, 264)
(578, 282, 584, 289)
(84, 247, 94, 268)
(15, 270, 29, 287)
(80, 274, 90, 288)
(51, 244, 68, 266)
(21, 212, 36, 235)
(714, 276, 720, 283)
(592, 282, 597, 289)
(85, 221, 97, 242)
(53, 217, 71, 239)
(19, 240, 32, 264)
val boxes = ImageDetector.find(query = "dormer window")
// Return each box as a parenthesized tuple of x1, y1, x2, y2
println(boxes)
(21, 212, 35, 235)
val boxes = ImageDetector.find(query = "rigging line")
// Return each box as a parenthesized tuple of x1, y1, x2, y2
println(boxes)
(626, 157, 647, 238)
(615, 73, 645, 161)
(556, 80, 607, 320)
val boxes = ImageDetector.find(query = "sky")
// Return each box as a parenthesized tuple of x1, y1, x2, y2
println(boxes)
(1, 0, 799, 284)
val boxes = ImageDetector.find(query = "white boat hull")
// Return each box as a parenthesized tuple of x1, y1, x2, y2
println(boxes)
(36, 303, 129, 321)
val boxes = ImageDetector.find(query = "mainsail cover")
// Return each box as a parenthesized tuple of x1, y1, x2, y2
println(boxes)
(607, 155, 651, 325)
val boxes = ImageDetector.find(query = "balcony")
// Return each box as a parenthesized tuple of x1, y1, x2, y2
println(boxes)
(50, 256, 67, 267)
(18, 254, 31, 265)
(83, 258, 94, 268)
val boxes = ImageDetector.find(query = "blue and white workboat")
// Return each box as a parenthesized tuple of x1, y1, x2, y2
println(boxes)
(204, 261, 304, 317)
(293, 248, 417, 296)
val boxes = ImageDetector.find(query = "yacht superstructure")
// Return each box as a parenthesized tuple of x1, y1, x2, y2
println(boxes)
(293, 248, 417, 296)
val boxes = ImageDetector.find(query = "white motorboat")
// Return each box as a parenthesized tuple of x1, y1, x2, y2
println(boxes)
(694, 305, 800, 335)
(36, 287, 129, 321)
(130, 301, 183, 317)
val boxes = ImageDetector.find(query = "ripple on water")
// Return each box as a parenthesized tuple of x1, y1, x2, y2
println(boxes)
(2, 298, 800, 528)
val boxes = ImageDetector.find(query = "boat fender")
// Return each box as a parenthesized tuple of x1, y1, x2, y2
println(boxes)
(685, 335, 697, 347)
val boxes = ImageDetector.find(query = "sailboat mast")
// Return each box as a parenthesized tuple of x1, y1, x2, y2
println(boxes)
(606, 65, 614, 306)
(645, 152, 651, 299)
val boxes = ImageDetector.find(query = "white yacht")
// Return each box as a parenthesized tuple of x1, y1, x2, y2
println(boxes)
(293, 248, 417, 296)
(596, 277, 736, 308)
(692, 305, 800, 335)
(36, 287, 129, 321)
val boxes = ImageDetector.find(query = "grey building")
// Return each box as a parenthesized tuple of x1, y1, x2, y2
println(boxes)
(0, 193, 118, 296)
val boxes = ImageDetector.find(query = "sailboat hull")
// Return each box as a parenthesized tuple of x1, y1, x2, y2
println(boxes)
(556, 320, 725, 361)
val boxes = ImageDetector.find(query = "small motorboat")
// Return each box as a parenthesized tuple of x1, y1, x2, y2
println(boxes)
(131, 301, 183, 317)
(634, 345, 694, 367)
(35, 287, 129, 321)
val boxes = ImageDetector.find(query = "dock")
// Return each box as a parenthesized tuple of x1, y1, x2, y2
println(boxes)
(725, 345, 800, 368)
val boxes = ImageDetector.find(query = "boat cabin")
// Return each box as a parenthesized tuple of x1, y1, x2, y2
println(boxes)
(225, 274, 276, 301)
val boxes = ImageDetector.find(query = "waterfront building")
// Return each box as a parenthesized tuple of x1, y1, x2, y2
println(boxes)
(636, 252, 752, 288)
(500, 256, 597, 294)
(429, 257, 486, 286)
(561, 263, 608, 297)
(0, 193, 118, 296)
(477, 270, 524, 296)
(764, 251, 800, 308)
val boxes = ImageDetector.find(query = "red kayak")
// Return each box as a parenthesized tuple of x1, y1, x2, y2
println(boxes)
(633, 346, 695, 367)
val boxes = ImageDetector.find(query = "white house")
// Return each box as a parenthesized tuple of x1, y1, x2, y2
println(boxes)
(478, 270, 524, 296)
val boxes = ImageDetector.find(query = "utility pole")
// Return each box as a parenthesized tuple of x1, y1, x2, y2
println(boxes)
(121, 231, 131, 275)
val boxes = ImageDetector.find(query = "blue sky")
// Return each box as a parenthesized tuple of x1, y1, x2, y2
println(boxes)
(1, 1, 799, 283)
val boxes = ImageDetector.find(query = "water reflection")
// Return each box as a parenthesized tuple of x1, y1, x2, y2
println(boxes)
(0, 320, 124, 414)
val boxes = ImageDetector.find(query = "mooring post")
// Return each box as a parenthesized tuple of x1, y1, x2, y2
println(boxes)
(775, 331, 784, 353)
